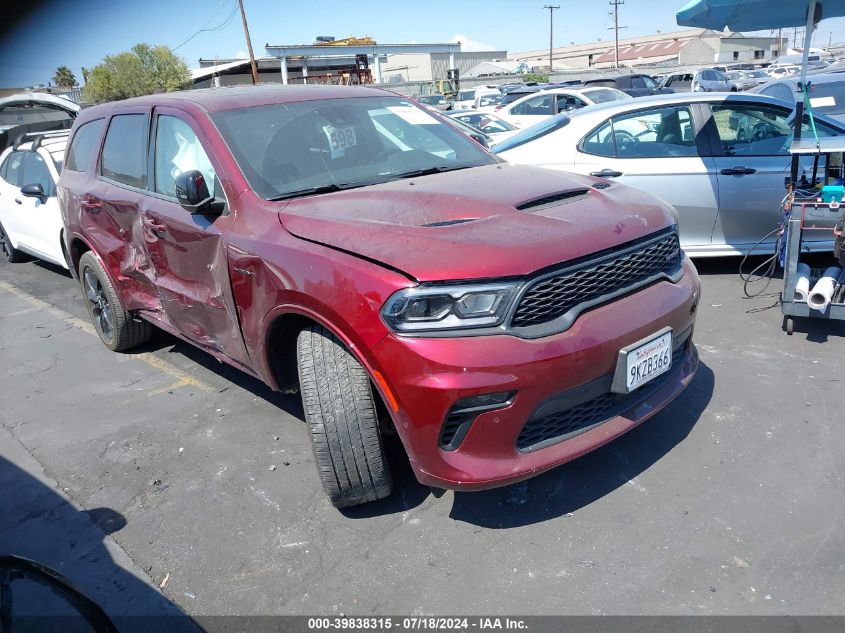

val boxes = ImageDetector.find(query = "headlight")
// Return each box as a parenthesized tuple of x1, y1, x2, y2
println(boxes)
(381, 283, 520, 333)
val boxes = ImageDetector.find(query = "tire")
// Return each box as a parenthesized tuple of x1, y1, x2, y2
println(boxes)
(79, 251, 152, 352)
(297, 325, 392, 508)
(0, 222, 26, 263)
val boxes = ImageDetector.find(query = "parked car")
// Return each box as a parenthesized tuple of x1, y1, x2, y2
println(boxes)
(725, 70, 759, 92)
(767, 65, 799, 79)
(453, 87, 499, 111)
(692, 68, 731, 92)
(474, 92, 503, 112)
(583, 74, 673, 97)
(496, 87, 631, 128)
(659, 73, 694, 92)
(0, 131, 69, 268)
(418, 94, 449, 111)
(753, 72, 845, 124)
(493, 85, 541, 112)
(58, 85, 699, 508)
(0, 93, 79, 152)
(493, 92, 842, 257)
(446, 110, 520, 145)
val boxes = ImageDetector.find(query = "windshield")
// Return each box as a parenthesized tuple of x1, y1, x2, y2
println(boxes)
(806, 81, 845, 115)
(457, 91, 475, 101)
(746, 70, 768, 78)
(211, 96, 495, 200)
(491, 114, 571, 154)
(583, 88, 630, 103)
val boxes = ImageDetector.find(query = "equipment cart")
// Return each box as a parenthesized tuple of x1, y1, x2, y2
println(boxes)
(781, 137, 845, 335)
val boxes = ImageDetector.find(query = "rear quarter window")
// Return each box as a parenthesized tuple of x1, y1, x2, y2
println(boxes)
(66, 119, 105, 172)
(1, 151, 25, 186)
(100, 114, 147, 188)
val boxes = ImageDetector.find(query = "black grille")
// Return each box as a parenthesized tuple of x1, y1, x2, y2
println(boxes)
(516, 343, 687, 452)
(511, 232, 681, 328)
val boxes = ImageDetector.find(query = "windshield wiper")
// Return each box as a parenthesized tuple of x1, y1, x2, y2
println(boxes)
(391, 165, 475, 180)
(268, 182, 369, 201)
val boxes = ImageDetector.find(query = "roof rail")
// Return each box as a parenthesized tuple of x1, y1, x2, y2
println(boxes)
(31, 135, 44, 151)
(12, 134, 26, 150)
(10, 129, 70, 152)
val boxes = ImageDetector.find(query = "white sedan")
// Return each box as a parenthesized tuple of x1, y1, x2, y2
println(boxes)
(0, 131, 69, 268)
(495, 87, 631, 128)
(493, 92, 842, 257)
(446, 111, 520, 146)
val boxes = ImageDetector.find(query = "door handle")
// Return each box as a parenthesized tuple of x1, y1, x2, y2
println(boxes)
(590, 169, 623, 178)
(720, 166, 757, 176)
(14, 198, 22, 205)
(142, 218, 167, 237)
(80, 197, 101, 211)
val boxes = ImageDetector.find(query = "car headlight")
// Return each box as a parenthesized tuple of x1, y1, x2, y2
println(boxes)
(381, 283, 520, 333)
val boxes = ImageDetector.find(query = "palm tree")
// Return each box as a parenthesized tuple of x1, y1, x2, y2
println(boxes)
(52, 66, 77, 87)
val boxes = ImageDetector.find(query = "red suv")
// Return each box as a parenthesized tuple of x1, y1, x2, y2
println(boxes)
(58, 85, 700, 508)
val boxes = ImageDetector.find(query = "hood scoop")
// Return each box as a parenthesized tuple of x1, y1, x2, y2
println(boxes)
(419, 218, 479, 228)
(516, 188, 590, 212)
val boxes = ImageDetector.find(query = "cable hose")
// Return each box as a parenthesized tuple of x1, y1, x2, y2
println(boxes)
(739, 226, 784, 299)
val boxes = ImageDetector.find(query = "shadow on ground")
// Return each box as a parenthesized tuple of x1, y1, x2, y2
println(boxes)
(0, 455, 200, 632)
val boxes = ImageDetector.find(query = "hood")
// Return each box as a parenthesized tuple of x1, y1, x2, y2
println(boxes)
(278, 164, 676, 282)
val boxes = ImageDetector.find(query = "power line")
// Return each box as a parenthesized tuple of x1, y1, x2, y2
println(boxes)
(171, 2, 239, 53)
(543, 5, 560, 73)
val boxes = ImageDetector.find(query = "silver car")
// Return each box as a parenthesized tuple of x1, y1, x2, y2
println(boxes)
(753, 72, 845, 124)
(692, 68, 731, 92)
(493, 93, 841, 257)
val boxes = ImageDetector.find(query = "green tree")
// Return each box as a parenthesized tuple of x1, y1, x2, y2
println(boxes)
(52, 66, 77, 87)
(521, 73, 549, 84)
(83, 44, 191, 103)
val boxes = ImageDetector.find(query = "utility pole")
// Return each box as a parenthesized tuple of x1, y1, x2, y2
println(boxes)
(609, 0, 626, 69)
(777, 27, 782, 58)
(543, 5, 560, 74)
(237, 0, 260, 85)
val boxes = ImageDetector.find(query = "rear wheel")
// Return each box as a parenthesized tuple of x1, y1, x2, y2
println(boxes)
(297, 325, 392, 508)
(79, 251, 152, 352)
(0, 223, 26, 263)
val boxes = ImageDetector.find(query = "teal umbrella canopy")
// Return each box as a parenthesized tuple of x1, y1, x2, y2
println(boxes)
(677, 0, 845, 31)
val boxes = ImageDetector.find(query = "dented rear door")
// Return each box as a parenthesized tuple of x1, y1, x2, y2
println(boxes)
(139, 107, 250, 366)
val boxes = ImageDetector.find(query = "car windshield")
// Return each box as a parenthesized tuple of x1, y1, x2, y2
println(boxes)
(746, 70, 768, 78)
(726, 72, 744, 80)
(583, 88, 630, 103)
(457, 91, 475, 101)
(210, 96, 496, 200)
(490, 114, 571, 154)
(806, 81, 845, 115)
(478, 94, 502, 106)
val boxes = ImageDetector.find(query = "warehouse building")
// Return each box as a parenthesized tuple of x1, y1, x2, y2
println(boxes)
(509, 28, 786, 70)
(193, 39, 506, 87)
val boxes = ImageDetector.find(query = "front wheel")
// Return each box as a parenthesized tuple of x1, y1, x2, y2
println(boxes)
(79, 251, 152, 351)
(297, 325, 392, 508)
(0, 222, 26, 263)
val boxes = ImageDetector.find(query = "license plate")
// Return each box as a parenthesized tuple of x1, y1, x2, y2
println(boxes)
(619, 330, 673, 393)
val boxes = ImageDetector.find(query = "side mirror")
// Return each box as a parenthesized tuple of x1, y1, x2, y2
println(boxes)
(21, 183, 46, 202)
(174, 170, 218, 215)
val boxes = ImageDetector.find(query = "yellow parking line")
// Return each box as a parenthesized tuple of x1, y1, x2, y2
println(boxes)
(0, 279, 214, 393)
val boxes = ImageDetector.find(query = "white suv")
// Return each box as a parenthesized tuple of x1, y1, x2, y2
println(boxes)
(0, 131, 70, 268)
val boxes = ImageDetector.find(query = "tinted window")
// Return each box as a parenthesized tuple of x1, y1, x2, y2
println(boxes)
(101, 114, 147, 188)
(511, 93, 555, 116)
(581, 119, 616, 157)
(66, 119, 105, 172)
(583, 88, 629, 103)
(154, 115, 216, 198)
(583, 106, 697, 158)
(1, 151, 25, 186)
(22, 152, 54, 196)
(708, 104, 833, 156)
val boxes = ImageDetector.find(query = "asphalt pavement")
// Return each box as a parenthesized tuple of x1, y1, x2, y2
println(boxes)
(1, 254, 844, 617)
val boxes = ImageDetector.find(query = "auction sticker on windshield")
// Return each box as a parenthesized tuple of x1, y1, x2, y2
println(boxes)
(387, 105, 439, 125)
(322, 125, 357, 158)
(613, 329, 673, 393)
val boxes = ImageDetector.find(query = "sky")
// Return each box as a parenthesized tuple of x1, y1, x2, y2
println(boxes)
(4, 0, 845, 88)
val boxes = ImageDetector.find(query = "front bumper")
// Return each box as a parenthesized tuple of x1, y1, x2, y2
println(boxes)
(370, 257, 700, 490)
